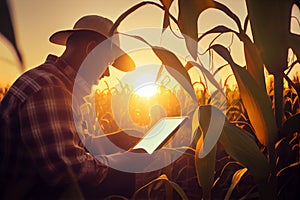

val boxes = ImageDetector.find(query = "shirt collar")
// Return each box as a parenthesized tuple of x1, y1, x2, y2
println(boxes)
(46, 54, 77, 82)
(45, 54, 91, 97)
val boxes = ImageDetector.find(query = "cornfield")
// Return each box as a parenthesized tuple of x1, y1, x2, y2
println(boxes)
(92, 75, 299, 199)
(1, 74, 299, 199)
(98, 0, 300, 198)
(0, 86, 9, 102)
(1, 0, 300, 199)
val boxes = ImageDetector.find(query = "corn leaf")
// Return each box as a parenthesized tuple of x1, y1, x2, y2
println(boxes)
(198, 0, 255, 72)
(162, 11, 170, 30)
(0, 0, 23, 69)
(191, 106, 200, 139)
(118, 33, 197, 101)
(198, 105, 225, 158)
(213, 1, 242, 32)
(224, 168, 248, 200)
(186, 61, 226, 98)
(221, 120, 270, 182)
(276, 162, 300, 177)
(196, 24, 266, 90)
(245, 0, 293, 74)
(212, 161, 242, 188)
(152, 46, 198, 101)
(276, 162, 300, 199)
(198, 25, 238, 42)
(133, 174, 188, 200)
(195, 105, 227, 199)
(178, 0, 214, 59)
(242, 35, 266, 89)
(280, 113, 300, 138)
(155, 64, 165, 82)
(195, 23, 266, 89)
(289, 33, 300, 61)
(211, 44, 277, 146)
(199, 105, 269, 182)
(110, 1, 178, 35)
(159, 0, 174, 29)
(111, 1, 157, 35)
(159, 0, 173, 10)
(195, 138, 217, 200)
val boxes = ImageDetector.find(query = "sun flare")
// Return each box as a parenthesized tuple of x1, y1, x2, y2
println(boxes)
(135, 84, 158, 98)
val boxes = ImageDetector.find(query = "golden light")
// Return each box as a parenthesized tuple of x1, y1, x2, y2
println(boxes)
(134, 84, 158, 98)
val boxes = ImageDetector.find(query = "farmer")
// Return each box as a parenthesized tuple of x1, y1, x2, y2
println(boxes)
(0, 15, 144, 199)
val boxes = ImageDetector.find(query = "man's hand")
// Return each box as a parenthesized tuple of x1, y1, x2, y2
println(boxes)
(128, 148, 147, 153)
(86, 129, 143, 155)
(105, 129, 142, 151)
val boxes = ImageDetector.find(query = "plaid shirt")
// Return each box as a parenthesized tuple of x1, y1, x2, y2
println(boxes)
(0, 55, 134, 199)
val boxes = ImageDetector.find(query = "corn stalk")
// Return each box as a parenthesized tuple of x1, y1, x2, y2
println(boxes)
(111, 0, 299, 199)
(245, 0, 295, 128)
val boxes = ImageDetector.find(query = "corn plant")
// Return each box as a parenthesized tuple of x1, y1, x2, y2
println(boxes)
(0, 85, 9, 101)
(106, 0, 300, 199)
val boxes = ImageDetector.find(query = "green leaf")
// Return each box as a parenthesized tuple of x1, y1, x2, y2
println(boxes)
(211, 44, 277, 146)
(133, 174, 188, 200)
(199, 105, 270, 183)
(224, 168, 248, 200)
(178, 0, 214, 59)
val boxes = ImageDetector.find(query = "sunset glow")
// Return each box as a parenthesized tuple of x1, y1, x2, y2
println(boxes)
(134, 83, 158, 98)
(1, 1, 299, 198)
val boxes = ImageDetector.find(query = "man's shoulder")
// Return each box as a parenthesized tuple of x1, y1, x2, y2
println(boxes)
(5, 62, 68, 103)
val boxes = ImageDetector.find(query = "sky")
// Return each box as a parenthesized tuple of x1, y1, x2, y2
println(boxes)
(1, 0, 299, 88)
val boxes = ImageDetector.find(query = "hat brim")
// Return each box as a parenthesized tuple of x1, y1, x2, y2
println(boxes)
(49, 29, 135, 72)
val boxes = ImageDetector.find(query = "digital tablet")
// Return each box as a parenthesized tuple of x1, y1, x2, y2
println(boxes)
(132, 116, 188, 154)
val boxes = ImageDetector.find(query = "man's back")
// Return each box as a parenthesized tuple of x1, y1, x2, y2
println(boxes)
(0, 55, 76, 199)
(0, 54, 136, 199)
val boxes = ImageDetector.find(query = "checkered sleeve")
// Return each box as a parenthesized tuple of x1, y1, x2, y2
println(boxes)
(18, 86, 109, 186)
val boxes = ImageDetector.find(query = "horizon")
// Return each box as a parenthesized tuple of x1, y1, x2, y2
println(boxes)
(1, 0, 299, 88)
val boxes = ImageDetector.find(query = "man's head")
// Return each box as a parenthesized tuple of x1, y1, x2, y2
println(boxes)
(50, 15, 116, 45)
(50, 15, 135, 80)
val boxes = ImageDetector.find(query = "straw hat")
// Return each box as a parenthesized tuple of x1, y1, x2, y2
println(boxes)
(49, 15, 135, 72)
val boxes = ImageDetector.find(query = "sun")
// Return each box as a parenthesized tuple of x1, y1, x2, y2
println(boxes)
(134, 84, 158, 98)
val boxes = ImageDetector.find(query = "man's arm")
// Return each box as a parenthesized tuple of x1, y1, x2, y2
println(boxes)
(19, 86, 135, 197)
(85, 129, 142, 155)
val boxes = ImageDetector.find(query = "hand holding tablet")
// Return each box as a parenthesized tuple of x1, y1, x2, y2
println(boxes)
(131, 116, 188, 154)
